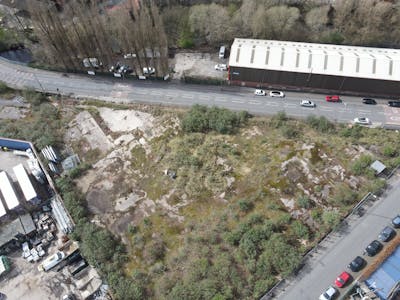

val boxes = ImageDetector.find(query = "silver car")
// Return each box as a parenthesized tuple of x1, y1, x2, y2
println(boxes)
(300, 100, 316, 107)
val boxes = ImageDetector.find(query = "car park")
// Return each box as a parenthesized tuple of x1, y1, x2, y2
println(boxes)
(269, 90, 285, 98)
(348, 256, 365, 272)
(254, 89, 266, 96)
(379, 226, 396, 242)
(335, 271, 351, 288)
(319, 286, 336, 300)
(365, 240, 382, 256)
(300, 100, 316, 107)
(388, 101, 400, 107)
(214, 64, 227, 71)
(326, 95, 340, 102)
(362, 98, 376, 105)
(392, 215, 400, 228)
(354, 117, 370, 125)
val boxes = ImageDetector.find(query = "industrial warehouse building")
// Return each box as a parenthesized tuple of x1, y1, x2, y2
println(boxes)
(228, 38, 400, 97)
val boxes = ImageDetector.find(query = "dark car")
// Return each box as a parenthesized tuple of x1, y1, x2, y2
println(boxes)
(362, 98, 377, 105)
(392, 215, 400, 228)
(388, 101, 400, 107)
(348, 256, 366, 272)
(379, 226, 396, 242)
(365, 240, 383, 256)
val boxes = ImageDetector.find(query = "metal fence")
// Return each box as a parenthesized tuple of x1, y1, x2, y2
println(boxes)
(260, 189, 383, 300)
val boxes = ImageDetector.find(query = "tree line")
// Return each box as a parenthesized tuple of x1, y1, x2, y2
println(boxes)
(26, 0, 168, 75)
(11, 0, 400, 75)
(162, 0, 400, 48)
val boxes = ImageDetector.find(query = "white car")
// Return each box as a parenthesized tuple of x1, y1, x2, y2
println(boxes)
(143, 67, 155, 75)
(354, 117, 370, 125)
(300, 100, 316, 107)
(319, 286, 336, 300)
(269, 90, 285, 98)
(215, 64, 227, 71)
(254, 89, 266, 96)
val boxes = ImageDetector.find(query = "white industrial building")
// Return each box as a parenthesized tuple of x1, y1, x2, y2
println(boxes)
(0, 171, 19, 210)
(13, 164, 37, 202)
(228, 38, 400, 96)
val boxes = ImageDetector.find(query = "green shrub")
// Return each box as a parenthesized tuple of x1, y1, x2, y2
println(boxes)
(181, 105, 249, 134)
(297, 195, 312, 209)
(322, 210, 341, 230)
(282, 124, 300, 139)
(383, 145, 397, 157)
(0, 82, 12, 94)
(329, 183, 357, 206)
(238, 199, 254, 212)
(270, 111, 287, 128)
(306, 115, 335, 133)
(352, 154, 373, 175)
(291, 220, 310, 240)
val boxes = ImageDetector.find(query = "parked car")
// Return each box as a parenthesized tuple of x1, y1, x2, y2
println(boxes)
(392, 215, 400, 228)
(269, 90, 285, 98)
(379, 226, 395, 242)
(143, 67, 155, 75)
(319, 286, 337, 300)
(254, 89, 266, 96)
(354, 117, 371, 125)
(362, 98, 376, 105)
(215, 64, 227, 71)
(326, 95, 340, 102)
(388, 101, 400, 107)
(300, 100, 316, 107)
(348, 256, 366, 272)
(365, 240, 383, 256)
(335, 271, 351, 288)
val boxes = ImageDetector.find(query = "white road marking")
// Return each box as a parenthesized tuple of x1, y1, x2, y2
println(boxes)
(248, 100, 261, 105)
(319, 107, 333, 111)
(265, 102, 278, 106)
(182, 94, 194, 99)
(215, 98, 227, 102)
(232, 100, 244, 104)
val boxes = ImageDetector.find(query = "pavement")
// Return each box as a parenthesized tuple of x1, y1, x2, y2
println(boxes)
(273, 173, 400, 300)
(0, 57, 399, 127)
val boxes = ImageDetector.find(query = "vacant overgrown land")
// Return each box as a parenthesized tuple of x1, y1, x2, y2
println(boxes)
(1, 91, 399, 299)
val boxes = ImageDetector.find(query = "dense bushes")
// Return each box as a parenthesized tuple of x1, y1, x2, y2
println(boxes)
(0, 95, 64, 149)
(182, 105, 249, 134)
(306, 115, 335, 133)
(56, 174, 146, 299)
(352, 154, 373, 175)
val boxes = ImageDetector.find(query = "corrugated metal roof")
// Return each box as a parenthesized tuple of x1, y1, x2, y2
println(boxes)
(229, 38, 400, 81)
(13, 164, 37, 202)
(365, 245, 400, 299)
(0, 171, 19, 210)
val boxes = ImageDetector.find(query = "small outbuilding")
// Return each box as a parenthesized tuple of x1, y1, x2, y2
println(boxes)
(370, 160, 387, 176)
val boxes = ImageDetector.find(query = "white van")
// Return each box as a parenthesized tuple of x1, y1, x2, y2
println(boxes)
(219, 46, 226, 59)
(38, 251, 65, 272)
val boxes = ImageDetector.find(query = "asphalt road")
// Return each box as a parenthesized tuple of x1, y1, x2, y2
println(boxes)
(1, 59, 400, 299)
(1, 58, 399, 126)
(274, 174, 400, 300)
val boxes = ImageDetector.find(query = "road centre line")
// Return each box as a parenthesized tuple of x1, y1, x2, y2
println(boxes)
(232, 100, 244, 104)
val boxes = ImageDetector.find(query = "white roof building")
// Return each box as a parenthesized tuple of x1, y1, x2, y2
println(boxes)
(13, 164, 37, 202)
(229, 38, 400, 81)
(0, 171, 19, 210)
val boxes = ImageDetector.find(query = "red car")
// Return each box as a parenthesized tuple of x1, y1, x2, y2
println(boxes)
(326, 95, 340, 102)
(335, 271, 350, 288)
